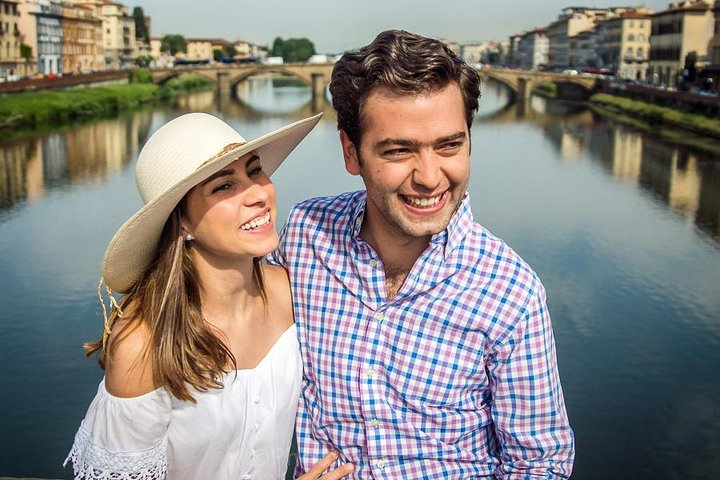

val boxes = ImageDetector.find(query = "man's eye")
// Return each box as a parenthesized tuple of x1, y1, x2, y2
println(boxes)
(385, 148, 410, 156)
(440, 142, 462, 150)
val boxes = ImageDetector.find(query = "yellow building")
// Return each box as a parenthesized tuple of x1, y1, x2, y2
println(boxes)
(62, 3, 103, 73)
(185, 38, 213, 61)
(99, 0, 135, 68)
(597, 10, 654, 79)
(0, 0, 29, 79)
(648, 0, 715, 86)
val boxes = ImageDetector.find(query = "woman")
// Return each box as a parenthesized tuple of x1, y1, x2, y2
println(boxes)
(64, 112, 353, 480)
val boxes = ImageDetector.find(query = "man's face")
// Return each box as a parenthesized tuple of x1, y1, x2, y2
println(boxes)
(341, 82, 471, 244)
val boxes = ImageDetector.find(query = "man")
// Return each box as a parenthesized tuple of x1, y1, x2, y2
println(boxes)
(271, 29, 575, 478)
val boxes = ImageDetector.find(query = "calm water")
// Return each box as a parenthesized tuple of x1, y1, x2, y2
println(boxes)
(1, 76, 719, 480)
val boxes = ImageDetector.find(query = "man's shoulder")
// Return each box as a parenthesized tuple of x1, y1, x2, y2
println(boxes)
(286, 190, 362, 228)
(459, 222, 543, 295)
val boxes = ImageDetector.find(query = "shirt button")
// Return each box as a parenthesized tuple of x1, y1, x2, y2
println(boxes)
(369, 418, 380, 428)
(365, 367, 376, 379)
(254, 423, 259, 431)
(374, 311, 385, 322)
(369, 259, 378, 268)
(253, 396, 260, 404)
(241, 475, 251, 479)
(375, 459, 387, 469)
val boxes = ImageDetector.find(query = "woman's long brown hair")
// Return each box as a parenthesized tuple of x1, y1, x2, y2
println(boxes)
(84, 206, 267, 402)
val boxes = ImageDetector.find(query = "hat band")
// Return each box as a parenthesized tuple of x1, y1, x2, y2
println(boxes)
(198, 142, 247, 169)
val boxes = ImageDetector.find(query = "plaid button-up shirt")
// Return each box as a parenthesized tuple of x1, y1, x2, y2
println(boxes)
(271, 190, 574, 479)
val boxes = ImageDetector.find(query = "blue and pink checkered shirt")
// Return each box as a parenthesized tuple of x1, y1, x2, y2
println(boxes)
(271, 190, 574, 479)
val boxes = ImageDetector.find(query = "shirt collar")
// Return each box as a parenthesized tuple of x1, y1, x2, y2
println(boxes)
(349, 190, 474, 259)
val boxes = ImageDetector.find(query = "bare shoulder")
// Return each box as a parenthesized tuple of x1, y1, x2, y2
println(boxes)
(261, 264, 294, 328)
(104, 316, 157, 398)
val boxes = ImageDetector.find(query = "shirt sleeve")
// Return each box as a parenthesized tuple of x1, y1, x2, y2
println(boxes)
(487, 284, 575, 479)
(64, 379, 172, 480)
(266, 211, 290, 268)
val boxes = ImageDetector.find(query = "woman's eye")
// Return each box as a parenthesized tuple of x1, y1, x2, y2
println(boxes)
(212, 183, 232, 194)
(248, 166, 264, 176)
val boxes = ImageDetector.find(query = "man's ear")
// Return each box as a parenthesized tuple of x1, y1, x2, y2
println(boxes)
(339, 130, 361, 176)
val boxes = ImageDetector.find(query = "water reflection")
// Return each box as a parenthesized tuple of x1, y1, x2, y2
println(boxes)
(485, 86, 720, 243)
(0, 113, 153, 215)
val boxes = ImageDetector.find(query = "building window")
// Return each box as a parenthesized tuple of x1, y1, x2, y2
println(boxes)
(628, 33, 635, 42)
(637, 47, 644, 60)
(638, 33, 645, 42)
(626, 47, 633, 58)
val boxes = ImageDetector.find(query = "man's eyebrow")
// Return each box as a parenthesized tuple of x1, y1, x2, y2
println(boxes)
(200, 154, 260, 186)
(376, 132, 466, 149)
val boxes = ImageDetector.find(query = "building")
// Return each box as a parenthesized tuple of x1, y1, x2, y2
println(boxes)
(0, 0, 30, 79)
(548, 7, 626, 68)
(597, 9, 654, 79)
(648, 0, 715, 86)
(507, 32, 523, 66)
(30, 0, 64, 75)
(62, 2, 102, 73)
(570, 28, 599, 68)
(700, 0, 720, 90)
(516, 28, 549, 70)
(99, 0, 135, 68)
(185, 38, 212, 61)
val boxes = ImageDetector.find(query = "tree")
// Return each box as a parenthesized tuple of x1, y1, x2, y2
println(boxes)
(132, 7, 150, 44)
(20, 43, 32, 60)
(270, 37, 315, 62)
(161, 34, 186, 56)
(213, 44, 236, 61)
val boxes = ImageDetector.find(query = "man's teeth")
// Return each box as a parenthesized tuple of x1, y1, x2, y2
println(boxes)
(405, 195, 442, 208)
(240, 212, 271, 231)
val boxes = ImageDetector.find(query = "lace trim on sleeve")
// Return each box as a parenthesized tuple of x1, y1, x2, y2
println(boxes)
(64, 425, 168, 480)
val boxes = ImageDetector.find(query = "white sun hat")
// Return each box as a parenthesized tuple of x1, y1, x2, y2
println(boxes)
(102, 112, 322, 293)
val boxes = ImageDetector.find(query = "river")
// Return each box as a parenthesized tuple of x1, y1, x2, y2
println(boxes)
(0, 75, 718, 480)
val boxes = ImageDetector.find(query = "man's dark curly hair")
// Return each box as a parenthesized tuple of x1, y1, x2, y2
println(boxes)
(329, 29, 481, 146)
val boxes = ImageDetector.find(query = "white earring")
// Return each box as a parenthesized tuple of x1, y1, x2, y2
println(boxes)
(185, 234, 194, 242)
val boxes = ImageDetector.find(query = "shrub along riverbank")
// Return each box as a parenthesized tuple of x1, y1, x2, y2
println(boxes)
(588, 93, 720, 154)
(589, 93, 720, 139)
(0, 73, 214, 132)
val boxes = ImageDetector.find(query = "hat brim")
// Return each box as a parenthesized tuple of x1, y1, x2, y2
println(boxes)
(102, 113, 322, 293)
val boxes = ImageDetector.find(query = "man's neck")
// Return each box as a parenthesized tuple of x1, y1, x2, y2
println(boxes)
(360, 222, 430, 300)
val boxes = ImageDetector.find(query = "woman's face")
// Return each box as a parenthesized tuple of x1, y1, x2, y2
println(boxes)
(182, 152, 278, 262)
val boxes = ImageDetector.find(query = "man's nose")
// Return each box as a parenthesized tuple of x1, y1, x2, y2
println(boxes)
(412, 151, 443, 190)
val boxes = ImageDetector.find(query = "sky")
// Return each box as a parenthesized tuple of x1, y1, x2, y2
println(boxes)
(137, 0, 675, 53)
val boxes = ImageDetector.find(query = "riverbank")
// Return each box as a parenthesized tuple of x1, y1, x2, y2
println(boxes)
(0, 73, 214, 132)
(588, 93, 720, 155)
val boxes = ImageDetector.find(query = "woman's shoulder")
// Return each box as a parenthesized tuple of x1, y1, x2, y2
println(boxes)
(104, 315, 157, 398)
(261, 264, 293, 327)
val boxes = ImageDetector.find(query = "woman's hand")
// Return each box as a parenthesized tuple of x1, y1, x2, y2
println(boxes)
(297, 450, 354, 479)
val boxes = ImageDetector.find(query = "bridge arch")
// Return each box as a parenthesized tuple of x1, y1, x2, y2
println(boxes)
(154, 69, 217, 85)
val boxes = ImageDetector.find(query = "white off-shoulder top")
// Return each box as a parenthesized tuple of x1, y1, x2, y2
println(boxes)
(65, 325, 302, 480)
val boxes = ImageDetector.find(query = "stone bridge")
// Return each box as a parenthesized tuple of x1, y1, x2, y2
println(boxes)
(150, 63, 335, 97)
(478, 69, 599, 100)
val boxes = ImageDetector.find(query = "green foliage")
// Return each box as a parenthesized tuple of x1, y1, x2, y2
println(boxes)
(20, 43, 32, 60)
(271, 37, 315, 62)
(533, 82, 557, 98)
(161, 34, 187, 56)
(213, 44, 236, 61)
(129, 68, 152, 83)
(0, 77, 214, 132)
(590, 93, 720, 138)
(132, 7, 150, 44)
